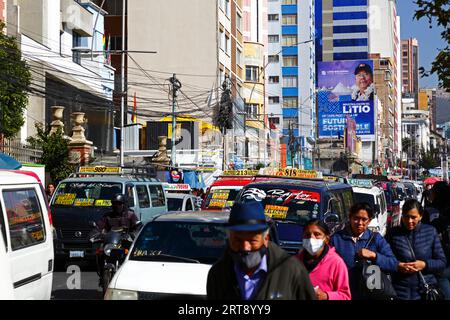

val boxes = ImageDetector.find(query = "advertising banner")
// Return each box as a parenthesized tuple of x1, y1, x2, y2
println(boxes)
(318, 60, 375, 141)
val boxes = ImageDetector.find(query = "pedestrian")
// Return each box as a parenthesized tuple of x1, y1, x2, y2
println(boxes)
(297, 220, 351, 300)
(423, 181, 450, 224)
(421, 184, 433, 208)
(386, 199, 447, 300)
(331, 202, 398, 300)
(46, 183, 55, 201)
(206, 201, 316, 300)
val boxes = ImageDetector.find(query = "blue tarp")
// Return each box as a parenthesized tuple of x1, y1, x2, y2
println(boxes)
(0, 153, 21, 170)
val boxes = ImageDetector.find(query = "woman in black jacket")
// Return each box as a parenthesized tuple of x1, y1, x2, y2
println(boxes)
(386, 199, 447, 300)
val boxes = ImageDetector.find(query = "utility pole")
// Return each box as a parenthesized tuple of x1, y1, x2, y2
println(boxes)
(169, 74, 182, 167)
(120, 0, 126, 168)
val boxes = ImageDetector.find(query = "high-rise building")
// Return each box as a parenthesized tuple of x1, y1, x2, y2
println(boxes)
(401, 38, 419, 99)
(267, 0, 316, 168)
(419, 88, 437, 131)
(316, 0, 369, 63)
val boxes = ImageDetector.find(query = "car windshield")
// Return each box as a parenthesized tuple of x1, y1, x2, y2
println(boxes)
(51, 182, 122, 207)
(167, 198, 184, 211)
(354, 192, 375, 207)
(204, 188, 241, 210)
(238, 186, 321, 225)
(130, 221, 228, 264)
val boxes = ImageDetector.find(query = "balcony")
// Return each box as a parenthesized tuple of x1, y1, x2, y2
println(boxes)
(61, 0, 93, 37)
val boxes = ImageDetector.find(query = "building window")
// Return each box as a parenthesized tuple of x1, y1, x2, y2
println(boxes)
(283, 56, 298, 67)
(245, 104, 259, 120)
(268, 35, 279, 43)
(282, 35, 298, 46)
(269, 117, 280, 125)
(283, 97, 298, 108)
(283, 76, 298, 88)
(268, 14, 279, 21)
(225, 0, 230, 17)
(269, 96, 280, 104)
(268, 55, 279, 63)
(269, 76, 280, 84)
(237, 12, 242, 31)
(283, 117, 298, 128)
(282, 14, 297, 25)
(72, 31, 82, 64)
(237, 48, 242, 66)
(102, 0, 123, 16)
(225, 34, 230, 55)
(282, 0, 297, 4)
(246, 66, 259, 82)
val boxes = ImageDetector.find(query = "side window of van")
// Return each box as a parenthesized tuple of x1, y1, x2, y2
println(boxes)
(149, 185, 165, 207)
(185, 198, 193, 211)
(126, 185, 135, 207)
(136, 185, 150, 208)
(2, 189, 46, 251)
(330, 193, 345, 221)
(0, 205, 7, 251)
(341, 190, 353, 213)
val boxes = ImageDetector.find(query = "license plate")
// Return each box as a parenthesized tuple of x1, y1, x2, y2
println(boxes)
(69, 251, 85, 258)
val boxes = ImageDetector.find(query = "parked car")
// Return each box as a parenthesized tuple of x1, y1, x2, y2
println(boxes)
(166, 193, 199, 212)
(236, 178, 354, 254)
(105, 210, 280, 300)
(51, 170, 167, 264)
(348, 179, 389, 236)
(0, 170, 54, 300)
(376, 181, 402, 229)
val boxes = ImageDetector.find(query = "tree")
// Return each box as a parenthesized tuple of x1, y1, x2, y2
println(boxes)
(419, 148, 440, 169)
(0, 22, 32, 138)
(27, 123, 73, 183)
(414, 0, 450, 92)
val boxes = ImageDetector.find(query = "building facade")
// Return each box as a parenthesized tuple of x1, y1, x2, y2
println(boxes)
(267, 0, 316, 169)
(6, 0, 114, 151)
(418, 88, 437, 131)
(401, 38, 419, 100)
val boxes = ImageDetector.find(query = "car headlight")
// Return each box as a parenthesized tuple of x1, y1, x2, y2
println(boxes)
(103, 243, 118, 256)
(104, 288, 138, 300)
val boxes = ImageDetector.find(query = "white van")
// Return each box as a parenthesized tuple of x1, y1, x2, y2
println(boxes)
(0, 170, 54, 300)
(351, 183, 389, 236)
(0, 227, 14, 299)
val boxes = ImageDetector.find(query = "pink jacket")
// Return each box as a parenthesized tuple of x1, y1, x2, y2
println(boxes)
(297, 246, 351, 300)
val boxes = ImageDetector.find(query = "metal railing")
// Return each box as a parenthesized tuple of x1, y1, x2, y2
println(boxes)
(0, 139, 43, 164)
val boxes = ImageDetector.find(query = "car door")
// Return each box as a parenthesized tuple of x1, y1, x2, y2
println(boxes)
(0, 209, 14, 299)
(135, 184, 152, 223)
(1, 184, 54, 300)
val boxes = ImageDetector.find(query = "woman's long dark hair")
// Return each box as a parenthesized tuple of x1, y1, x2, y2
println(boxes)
(402, 198, 424, 217)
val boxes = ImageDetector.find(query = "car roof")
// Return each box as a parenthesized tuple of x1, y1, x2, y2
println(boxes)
(211, 177, 255, 187)
(152, 210, 230, 224)
(59, 176, 162, 184)
(165, 193, 194, 199)
(0, 170, 41, 185)
(244, 178, 352, 191)
(353, 186, 382, 195)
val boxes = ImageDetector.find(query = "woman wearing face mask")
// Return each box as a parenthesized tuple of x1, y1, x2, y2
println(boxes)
(331, 203, 398, 300)
(297, 220, 351, 300)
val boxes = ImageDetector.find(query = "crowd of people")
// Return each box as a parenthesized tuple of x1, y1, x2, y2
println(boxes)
(207, 181, 450, 300)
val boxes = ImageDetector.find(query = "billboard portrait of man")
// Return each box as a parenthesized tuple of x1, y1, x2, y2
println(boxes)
(351, 63, 374, 102)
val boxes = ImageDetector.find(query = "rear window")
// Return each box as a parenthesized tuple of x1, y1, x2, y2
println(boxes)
(51, 182, 122, 207)
(167, 198, 183, 211)
(238, 186, 322, 225)
(2, 188, 46, 251)
(204, 188, 241, 210)
(353, 192, 376, 207)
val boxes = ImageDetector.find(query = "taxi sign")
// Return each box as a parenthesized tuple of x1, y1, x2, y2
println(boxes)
(347, 179, 374, 188)
(79, 166, 121, 174)
(163, 183, 192, 191)
(222, 170, 259, 176)
(260, 168, 323, 179)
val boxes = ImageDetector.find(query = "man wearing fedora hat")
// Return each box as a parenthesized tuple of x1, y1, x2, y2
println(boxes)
(207, 201, 316, 300)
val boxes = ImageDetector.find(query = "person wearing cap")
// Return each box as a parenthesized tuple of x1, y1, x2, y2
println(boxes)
(351, 63, 374, 102)
(206, 201, 316, 300)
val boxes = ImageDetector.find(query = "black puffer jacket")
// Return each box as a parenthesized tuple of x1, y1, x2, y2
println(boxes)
(386, 222, 447, 300)
(207, 242, 316, 300)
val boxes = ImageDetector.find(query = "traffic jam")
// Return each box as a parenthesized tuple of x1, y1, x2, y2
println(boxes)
(0, 167, 428, 300)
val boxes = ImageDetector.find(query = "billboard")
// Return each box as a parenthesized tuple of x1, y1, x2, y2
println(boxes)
(317, 60, 375, 141)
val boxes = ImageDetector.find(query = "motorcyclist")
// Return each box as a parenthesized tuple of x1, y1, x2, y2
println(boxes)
(97, 193, 139, 233)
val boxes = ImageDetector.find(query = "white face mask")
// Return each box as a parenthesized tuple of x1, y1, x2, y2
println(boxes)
(302, 238, 325, 255)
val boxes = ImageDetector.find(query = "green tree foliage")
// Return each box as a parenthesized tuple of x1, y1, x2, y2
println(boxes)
(419, 148, 440, 169)
(0, 22, 32, 138)
(414, 0, 450, 91)
(27, 123, 73, 183)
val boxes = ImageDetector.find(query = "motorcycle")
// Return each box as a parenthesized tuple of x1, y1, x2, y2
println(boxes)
(89, 222, 138, 294)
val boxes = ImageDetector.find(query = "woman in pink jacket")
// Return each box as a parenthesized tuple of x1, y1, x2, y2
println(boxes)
(297, 220, 351, 300)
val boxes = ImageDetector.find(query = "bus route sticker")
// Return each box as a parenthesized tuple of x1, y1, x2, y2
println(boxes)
(54, 193, 76, 205)
(265, 205, 288, 219)
(95, 199, 112, 207)
(73, 198, 95, 207)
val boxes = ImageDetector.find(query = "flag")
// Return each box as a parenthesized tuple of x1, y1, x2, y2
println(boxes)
(132, 92, 137, 123)
(103, 34, 111, 65)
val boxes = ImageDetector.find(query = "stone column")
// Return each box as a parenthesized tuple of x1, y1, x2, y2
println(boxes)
(68, 112, 93, 166)
(50, 106, 65, 135)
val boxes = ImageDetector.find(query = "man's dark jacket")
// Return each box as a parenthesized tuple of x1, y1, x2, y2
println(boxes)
(207, 242, 316, 300)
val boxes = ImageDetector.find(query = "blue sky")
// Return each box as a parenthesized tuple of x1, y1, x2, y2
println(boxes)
(397, 0, 446, 88)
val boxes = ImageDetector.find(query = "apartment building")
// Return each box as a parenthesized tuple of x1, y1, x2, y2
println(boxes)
(401, 38, 419, 99)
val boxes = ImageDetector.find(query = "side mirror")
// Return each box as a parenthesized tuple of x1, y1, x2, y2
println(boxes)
(323, 212, 340, 227)
(374, 204, 381, 215)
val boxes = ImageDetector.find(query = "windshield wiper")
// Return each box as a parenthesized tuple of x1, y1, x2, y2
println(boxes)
(135, 253, 200, 263)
